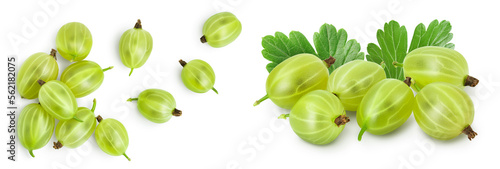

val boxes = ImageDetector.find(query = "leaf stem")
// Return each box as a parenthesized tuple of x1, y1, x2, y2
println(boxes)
(29, 150, 35, 157)
(123, 153, 131, 161)
(411, 78, 422, 92)
(129, 68, 134, 76)
(212, 87, 219, 94)
(73, 116, 83, 122)
(102, 66, 114, 72)
(380, 61, 386, 69)
(91, 98, 97, 112)
(253, 94, 269, 106)
(358, 125, 367, 141)
(393, 61, 404, 68)
(127, 98, 138, 102)
(278, 114, 289, 119)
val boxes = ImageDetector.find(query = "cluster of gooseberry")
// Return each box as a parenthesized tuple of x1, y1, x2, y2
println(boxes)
(17, 12, 242, 160)
(256, 46, 479, 144)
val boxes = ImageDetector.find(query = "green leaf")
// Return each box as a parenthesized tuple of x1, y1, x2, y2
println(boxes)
(261, 31, 316, 72)
(313, 23, 364, 73)
(367, 20, 454, 81)
(366, 21, 408, 81)
(409, 20, 454, 52)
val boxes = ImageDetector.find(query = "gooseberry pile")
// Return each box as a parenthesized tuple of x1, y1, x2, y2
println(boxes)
(17, 12, 241, 160)
(260, 46, 479, 144)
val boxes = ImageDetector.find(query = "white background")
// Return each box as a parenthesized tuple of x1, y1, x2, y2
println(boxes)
(1, 0, 500, 168)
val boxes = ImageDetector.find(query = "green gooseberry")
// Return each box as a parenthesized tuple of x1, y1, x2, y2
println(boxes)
(201, 12, 242, 48)
(119, 19, 153, 76)
(54, 99, 97, 149)
(357, 78, 415, 141)
(18, 103, 55, 157)
(128, 89, 182, 123)
(17, 49, 59, 99)
(395, 46, 478, 90)
(56, 22, 93, 62)
(95, 115, 130, 161)
(284, 90, 349, 145)
(327, 60, 386, 111)
(413, 82, 477, 140)
(255, 53, 334, 109)
(179, 59, 218, 94)
(38, 80, 80, 121)
(60, 60, 113, 98)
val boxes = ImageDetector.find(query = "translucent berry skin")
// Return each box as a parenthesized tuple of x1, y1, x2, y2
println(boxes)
(55, 100, 97, 148)
(414, 82, 475, 140)
(327, 60, 386, 111)
(38, 80, 78, 121)
(131, 89, 179, 123)
(18, 103, 55, 157)
(56, 22, 93, 62)
(266, 54, 329, 109)
(95, 118, 130, 161)
(119, 20, 153, 76)
(289, 90, 346, 145)
(202, 12, 242, 48)
(357, 79, 414, 140)
(403, 46, 469, 89)
(17, 51, 58, 99)
(181, 59, 217, 94)
(61, 60, 110, 98)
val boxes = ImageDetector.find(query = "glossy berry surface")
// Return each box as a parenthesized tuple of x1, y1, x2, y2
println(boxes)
(119, 19, 153, 76)
(414, 82, 477, 140)
(18, 103, 55, 157)
(38, 80, 79, 121)
(56, 22, 93, 62)
(357, 79, 414, 141)
(95, 116, 130, 161)
(54, 99, 97, 149)
(61, 60, 112, 98)
(289, 90, 349, 145)
(17, 49, 59, 99)
(201, 12, 242, 48)
(128, 89, 181, 123)
(327, 60, 386, 111)
(402, 46, 477, 89)
(258, 53, 329, 109)
(180, 59, 217, 94)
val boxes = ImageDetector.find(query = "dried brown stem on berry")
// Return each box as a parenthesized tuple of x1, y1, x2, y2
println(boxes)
(96, 115, 103, 123)
(172, 108, 182, 116)
(324, 56, 336, 68)
(53, 141, 63, 149)
(179, 59, 187, 67)
(464, 75, 479, 87)
(134, 19, 142, 29)
(462, 125, 477, 141)
(334, 115, 350, 126)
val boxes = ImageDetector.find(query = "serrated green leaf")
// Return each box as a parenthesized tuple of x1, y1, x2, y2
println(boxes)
(265, 62, 279, 73)
(366, 21, 407, 81)
(289, 31, 316, 55)
(367, 20, 454, 81)
(262, 24, 364, 73)
(409, 20, 454, 52)
(366, 43, 384, 66)
(313, 24, 364, 73)
(445, 43, 455, 49)
(261, 31, 316, 72)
